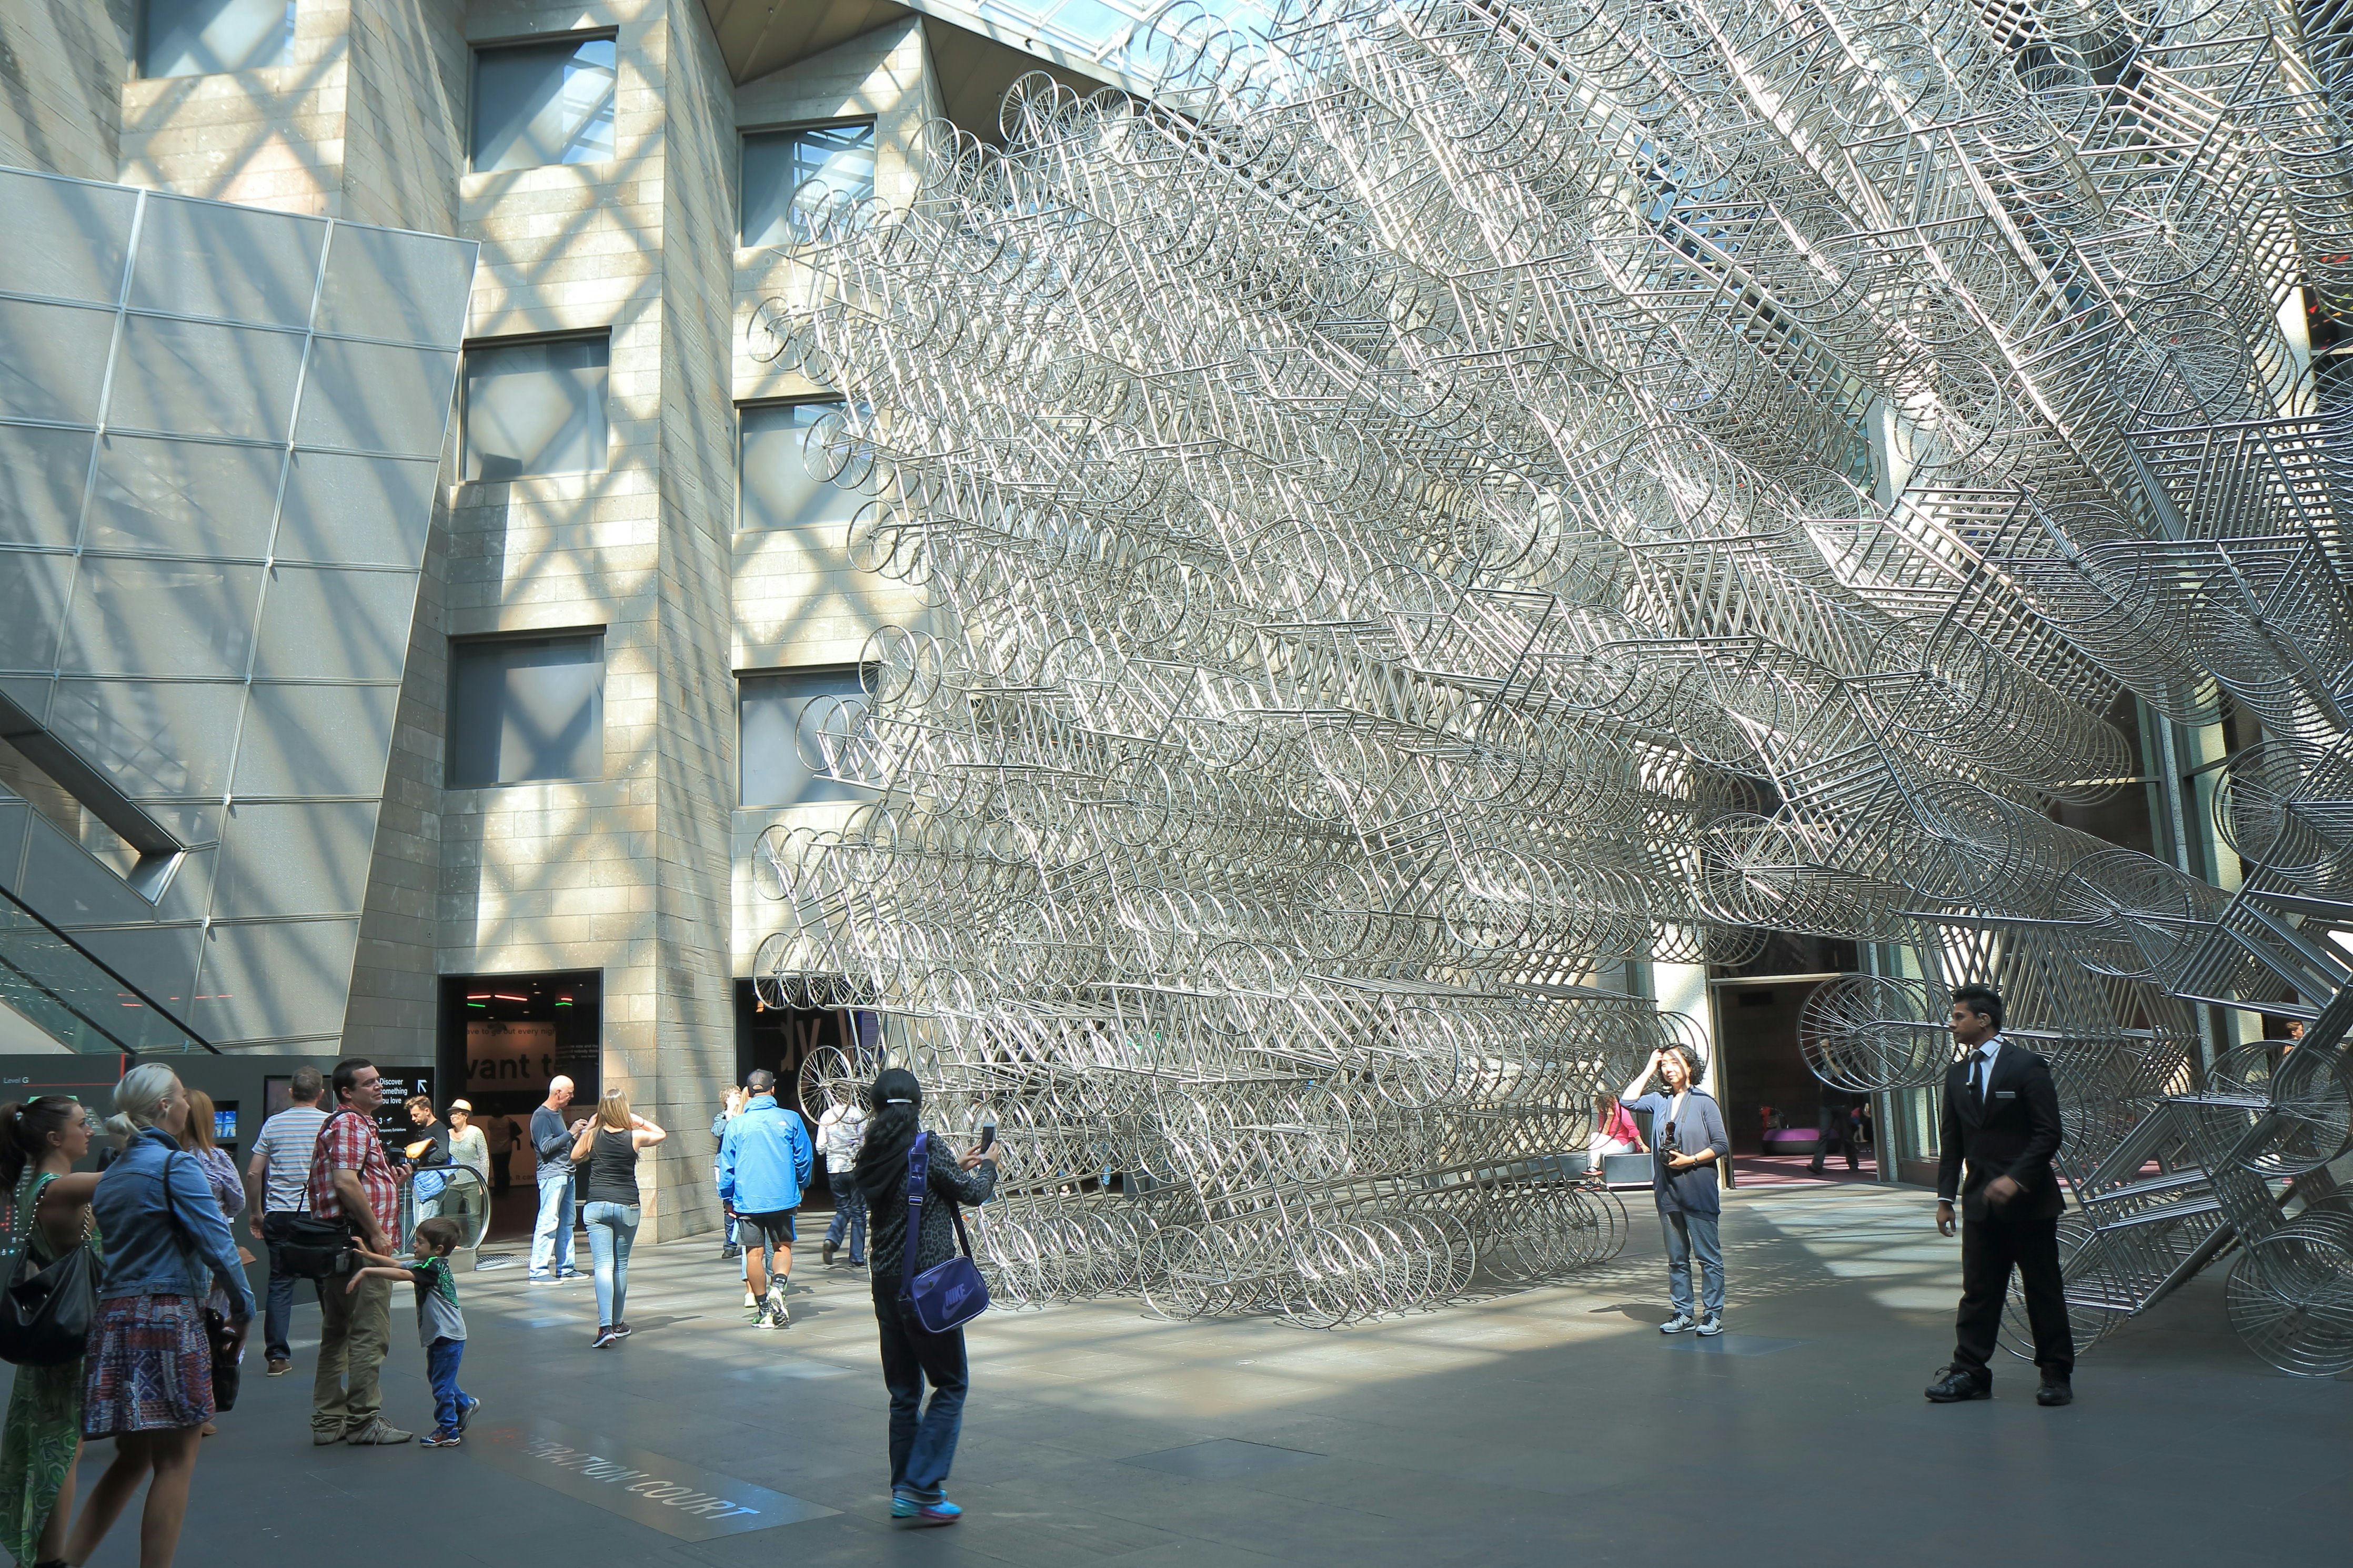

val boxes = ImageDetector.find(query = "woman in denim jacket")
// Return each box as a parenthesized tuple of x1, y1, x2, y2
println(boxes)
(57, 1064, 253, 1568)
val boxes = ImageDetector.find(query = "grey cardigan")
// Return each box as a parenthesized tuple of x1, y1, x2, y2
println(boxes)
(1618, 1089, 1731, 1217)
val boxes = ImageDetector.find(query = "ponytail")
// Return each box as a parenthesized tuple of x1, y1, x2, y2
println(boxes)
(851, 1067, 922, 1183)
(106, 1063, 182, 1143)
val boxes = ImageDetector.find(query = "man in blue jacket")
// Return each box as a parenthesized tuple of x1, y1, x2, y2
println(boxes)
(719, 1068, 814, 1328)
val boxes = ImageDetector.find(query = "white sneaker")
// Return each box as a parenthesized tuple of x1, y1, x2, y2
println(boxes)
(1660, 1312, 1696, 1334)
(767, 1288, 790, 1326)
(743, 1291, 758, 1310)
(1697, 1313, 1724, 1337)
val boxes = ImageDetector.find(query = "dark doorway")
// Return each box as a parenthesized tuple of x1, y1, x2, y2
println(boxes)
(732, 982, 882, 1204)
(438, 970, 601, 1240)
(1712, 973, 1878, 1188)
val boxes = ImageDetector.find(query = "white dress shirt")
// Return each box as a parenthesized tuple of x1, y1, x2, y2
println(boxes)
(1965, 1036, 2002, 1101)
(1938, 1036, 2004, 1208)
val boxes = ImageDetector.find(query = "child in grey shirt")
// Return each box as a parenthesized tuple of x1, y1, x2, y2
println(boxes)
(349, 1216, 477, 1446)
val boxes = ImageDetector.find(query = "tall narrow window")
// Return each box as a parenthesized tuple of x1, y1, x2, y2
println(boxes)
(448, 634, 606, 788)
(739, 402, 859, 533)
(471, 36, 618, 172)
(139, 0, 296, 78)
(462, 337, 609, 481)
(739, 668, 869, 807)
(741, 123, 876, 247)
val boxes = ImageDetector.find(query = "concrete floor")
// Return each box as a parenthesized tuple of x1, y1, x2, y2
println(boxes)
(21, 1184, 2347, 1568)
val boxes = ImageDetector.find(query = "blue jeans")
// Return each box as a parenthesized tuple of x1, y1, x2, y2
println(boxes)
(825, 1176, 868, 1262)
(530, 1168, 576, 1276)
(427, 1336, 468, 1438)
(872, 1278, 968, 1499)
(1661, 1208, 1724, 1317)
(582, 1200, 640, 1326)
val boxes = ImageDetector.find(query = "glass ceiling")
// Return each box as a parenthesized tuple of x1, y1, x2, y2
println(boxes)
(956, 0, 1278, 74)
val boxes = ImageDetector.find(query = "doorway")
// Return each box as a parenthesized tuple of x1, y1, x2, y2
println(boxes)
(731, 982, 880, 1207)
(1711, 973, 1879, 1187)
(438, 970, 602, 1241)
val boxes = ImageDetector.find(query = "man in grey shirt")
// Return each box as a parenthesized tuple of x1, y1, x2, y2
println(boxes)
(528, 1076, 584, 1281)
(245, 1065, 331, 1375)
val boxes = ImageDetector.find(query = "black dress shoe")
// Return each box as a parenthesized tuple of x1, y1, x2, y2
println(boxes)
(1925, 1366, 1990, 1402)
(2036, 1379, 2073, 1406)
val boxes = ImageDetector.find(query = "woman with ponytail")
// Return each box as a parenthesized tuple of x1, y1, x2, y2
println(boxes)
(850, 1068, 1001, 1527)
(1, 1096, 100, 1568)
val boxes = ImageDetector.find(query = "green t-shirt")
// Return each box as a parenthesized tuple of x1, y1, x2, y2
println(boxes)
(406, 1254, 466, 1346)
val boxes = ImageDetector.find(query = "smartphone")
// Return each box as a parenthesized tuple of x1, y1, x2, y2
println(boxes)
(978, 1118, 997, 1152)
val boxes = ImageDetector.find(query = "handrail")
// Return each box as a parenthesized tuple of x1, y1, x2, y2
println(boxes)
(0, 882, 220, 1054)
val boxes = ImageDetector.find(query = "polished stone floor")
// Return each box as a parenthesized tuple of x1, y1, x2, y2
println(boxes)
(21, 1184, 2346, 1568)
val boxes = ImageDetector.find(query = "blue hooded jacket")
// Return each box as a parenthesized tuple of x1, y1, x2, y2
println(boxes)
(717, 1095, 813, 1213)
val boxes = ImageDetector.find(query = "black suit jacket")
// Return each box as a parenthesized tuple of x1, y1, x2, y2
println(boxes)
(1937, 1040, 2065, 1222)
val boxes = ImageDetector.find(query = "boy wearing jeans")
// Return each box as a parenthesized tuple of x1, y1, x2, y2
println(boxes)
(348, 1217, 479, 1447)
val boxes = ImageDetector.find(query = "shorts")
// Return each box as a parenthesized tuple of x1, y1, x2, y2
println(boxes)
(739, 1210, 797, 1250)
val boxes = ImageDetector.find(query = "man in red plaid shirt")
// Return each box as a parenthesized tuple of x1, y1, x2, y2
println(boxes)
(308, 1059, 412, 1445)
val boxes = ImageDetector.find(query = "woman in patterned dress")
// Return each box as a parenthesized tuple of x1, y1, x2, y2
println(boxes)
(59, 1066, 253, 1568)
(1, 1095, 102, 1568)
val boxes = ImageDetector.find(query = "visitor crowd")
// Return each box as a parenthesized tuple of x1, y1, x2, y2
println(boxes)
(0, 985, 2064, 1560)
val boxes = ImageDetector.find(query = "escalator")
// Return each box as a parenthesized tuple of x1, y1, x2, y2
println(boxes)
(0, 884, 216, 1055)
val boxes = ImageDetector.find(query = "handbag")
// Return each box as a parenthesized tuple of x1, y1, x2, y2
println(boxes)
(900, 1132, 990, 1333)
(281, 1110, 365, 1279)
(159, 1154, 245, 1412)
(0, 1175, 97, 1367)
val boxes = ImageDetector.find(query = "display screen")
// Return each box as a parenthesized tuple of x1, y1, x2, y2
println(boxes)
(214, 1108, 236, 1141)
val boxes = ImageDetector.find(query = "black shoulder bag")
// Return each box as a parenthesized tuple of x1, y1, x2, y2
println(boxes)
(0, 1172, 98, 1367)
(278, 1112, 360, 1280)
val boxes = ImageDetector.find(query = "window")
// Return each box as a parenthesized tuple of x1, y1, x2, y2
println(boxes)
(139, 0, 295, 78)
(462, 336, 608, 481)
(738, 402, 859, 533)
(739, 668, 870, 806)
(471, 36, 617, 172)
(741, 123, 876, 247)
(448, 633, 605, 787)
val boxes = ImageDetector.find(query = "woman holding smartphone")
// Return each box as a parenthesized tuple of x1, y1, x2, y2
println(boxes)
(569, 1089, 666, 1349)
(1620, 1045, 1731, 1337)
(851, 1068, 999, 1527)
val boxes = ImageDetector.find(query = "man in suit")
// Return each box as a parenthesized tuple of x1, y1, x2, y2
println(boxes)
(1926, 983, 2076, 1406)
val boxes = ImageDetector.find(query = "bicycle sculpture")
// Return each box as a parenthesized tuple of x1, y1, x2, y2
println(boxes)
(746, 0, 2353, 1352)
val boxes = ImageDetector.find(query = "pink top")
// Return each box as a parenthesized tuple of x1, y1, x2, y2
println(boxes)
(1602, 1102, 1643, 1147)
